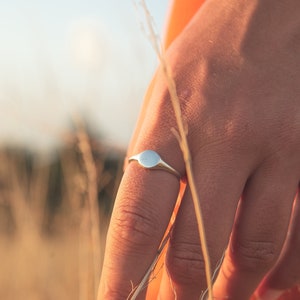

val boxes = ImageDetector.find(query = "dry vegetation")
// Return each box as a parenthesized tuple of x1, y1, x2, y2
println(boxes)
(0, 125, 124, 300)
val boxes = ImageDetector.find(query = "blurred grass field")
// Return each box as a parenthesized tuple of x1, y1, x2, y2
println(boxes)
(0, 125, 124, 300)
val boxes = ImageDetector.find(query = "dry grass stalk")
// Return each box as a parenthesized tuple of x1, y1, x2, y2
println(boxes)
(75, 117, 102, 300)
(134, 1, 213, 299)
(4, 153, 42, 242)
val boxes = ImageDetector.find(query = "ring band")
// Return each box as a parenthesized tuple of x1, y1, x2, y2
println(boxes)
(128, 150, 181, 179)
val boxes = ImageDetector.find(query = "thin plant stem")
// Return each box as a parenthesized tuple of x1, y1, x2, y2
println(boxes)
(75, 117, 101, 300)
(137, 2, 213, 299)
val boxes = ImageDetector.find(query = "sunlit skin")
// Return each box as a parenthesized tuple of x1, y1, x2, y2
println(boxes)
(98, 0, 300, 299)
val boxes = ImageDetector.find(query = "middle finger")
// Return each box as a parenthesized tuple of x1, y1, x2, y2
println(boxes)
(159, 150, 251, 299)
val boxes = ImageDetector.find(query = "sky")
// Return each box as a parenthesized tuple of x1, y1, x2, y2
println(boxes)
(0, 0, 170, 151)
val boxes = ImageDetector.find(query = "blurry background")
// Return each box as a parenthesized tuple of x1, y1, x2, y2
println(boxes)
(0, 1, 169, 299)
(0, 0, 169, 149)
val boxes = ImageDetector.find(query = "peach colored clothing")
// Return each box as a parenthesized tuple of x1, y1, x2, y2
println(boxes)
(164, 0, 205, 49)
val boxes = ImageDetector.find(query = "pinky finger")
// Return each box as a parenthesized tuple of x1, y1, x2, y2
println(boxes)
(256, 188, 300, 300)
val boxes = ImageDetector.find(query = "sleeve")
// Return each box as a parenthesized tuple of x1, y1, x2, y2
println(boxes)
(163, 0, 206, 49)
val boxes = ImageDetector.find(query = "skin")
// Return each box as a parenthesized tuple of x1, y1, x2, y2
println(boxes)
(98, 0, 300, 299)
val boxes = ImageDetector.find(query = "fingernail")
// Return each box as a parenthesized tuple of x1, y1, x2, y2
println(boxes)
(256, 288, 284, 300)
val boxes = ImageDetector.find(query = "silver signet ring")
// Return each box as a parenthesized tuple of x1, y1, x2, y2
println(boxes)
(128, 150, 181, 179)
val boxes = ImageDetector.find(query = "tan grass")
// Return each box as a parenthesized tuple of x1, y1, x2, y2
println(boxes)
(0, 126, 123, 300)
(75, 117, 102, 300)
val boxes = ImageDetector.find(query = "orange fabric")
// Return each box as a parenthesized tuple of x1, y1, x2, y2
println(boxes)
(164, 0, 206, 49)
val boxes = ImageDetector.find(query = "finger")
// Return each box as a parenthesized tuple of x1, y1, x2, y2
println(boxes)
(98, 59, 188, 299)
(98, 159, 182, 299)
(255, 189, 300, 300)
(158, 152, 251, 299)
(213, 160, 299, 300)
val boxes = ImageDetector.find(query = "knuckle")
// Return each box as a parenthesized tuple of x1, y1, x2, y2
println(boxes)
(166, 241, 206, 286)
(111, 200, 160, 251)
(223, 116, 258, 152)
(102, 289, 125, 300)
(232, 239, 277, 272)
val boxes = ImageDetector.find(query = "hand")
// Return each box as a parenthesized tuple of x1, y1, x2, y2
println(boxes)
(98, 0, 300, 299)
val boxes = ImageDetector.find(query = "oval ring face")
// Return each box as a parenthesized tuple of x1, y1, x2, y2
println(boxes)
(138, 150, 161, 168)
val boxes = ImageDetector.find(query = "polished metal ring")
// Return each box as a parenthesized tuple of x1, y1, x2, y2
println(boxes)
(128, 150, 181, 179)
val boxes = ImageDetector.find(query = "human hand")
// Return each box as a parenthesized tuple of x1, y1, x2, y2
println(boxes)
(98, 0, 300, 299)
